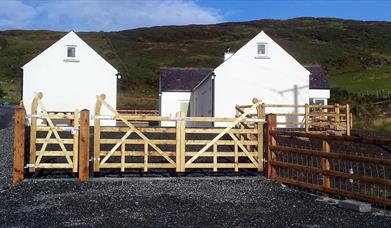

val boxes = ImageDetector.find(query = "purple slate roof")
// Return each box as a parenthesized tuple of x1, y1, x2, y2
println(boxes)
(305, 65, 330, 90)
(159, 67, 213, 92)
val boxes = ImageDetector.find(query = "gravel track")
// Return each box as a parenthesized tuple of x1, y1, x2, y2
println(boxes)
(0, 177, 390, 227)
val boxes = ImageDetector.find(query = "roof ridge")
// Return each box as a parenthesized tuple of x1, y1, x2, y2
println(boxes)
(160, 67, 214, 70)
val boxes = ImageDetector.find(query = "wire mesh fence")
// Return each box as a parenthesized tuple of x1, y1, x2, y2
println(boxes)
(268, 129, 391, 208)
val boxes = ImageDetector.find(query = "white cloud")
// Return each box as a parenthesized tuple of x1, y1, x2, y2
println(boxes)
(0, 0, 37, 29)
(0, 0, 223, 31)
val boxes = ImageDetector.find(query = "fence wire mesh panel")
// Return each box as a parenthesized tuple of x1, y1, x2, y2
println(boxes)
(268, 129, 391, 207)
(28, 93, 79, 172)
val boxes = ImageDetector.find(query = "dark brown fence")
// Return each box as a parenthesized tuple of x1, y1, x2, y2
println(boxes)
(266, 114, 391, 207)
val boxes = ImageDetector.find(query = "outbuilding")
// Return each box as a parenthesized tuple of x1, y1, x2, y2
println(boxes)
(22, 31, 118, 124)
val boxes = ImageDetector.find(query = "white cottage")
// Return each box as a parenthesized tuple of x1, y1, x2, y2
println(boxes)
(22, 31, 118, 124)
(159, 31, 330, 126)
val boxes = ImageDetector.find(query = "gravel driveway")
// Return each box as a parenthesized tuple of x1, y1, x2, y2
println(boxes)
(0, 176, 390, 227)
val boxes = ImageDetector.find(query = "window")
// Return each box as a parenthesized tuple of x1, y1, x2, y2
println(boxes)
(310, 98, 326, 105)
(67, 46, 76, 58)
(257, 42, 268, 56)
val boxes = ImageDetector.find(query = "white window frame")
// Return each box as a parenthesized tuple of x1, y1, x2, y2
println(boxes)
(64, 45, 79, 62)
(256, 42, 268, 58)
(310, 98, 327, 105)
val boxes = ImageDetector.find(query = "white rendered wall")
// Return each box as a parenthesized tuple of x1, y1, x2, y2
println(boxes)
(309, 89, 330, 99)
(213, 31, 310, 127)
(22, 32, 117, 126)
(160, 91, 191, 126)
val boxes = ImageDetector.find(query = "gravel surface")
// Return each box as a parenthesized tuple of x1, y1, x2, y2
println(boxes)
(0, 177, 390, 227)
(0, 126, 13, 190)
(0, 105, 16, 190)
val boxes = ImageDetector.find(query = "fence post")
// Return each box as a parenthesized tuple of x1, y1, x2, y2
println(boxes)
(322, 138, 331, 192)
(304, 103, 309, 132)
(334, 103, 340, 131)
(29, 92, 41, 172)
(94, 94, 104, 172)
(79, 109, 90, 181)
(176, 111, 186, 172)
(12, 107, 26, 186)
(346, 104, 351, 136)
(256, 103, 265, 172)
(266, 114, 277, 179)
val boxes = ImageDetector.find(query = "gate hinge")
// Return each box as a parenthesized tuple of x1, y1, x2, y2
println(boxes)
(25, 164, 35, 168)
(26, 114, 44, 119)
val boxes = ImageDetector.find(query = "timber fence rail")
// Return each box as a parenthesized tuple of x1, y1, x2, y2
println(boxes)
(266, 114, 391, 207)
(237, 103, 352, 135)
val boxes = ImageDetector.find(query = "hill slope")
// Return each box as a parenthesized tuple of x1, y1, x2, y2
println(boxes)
(0, 17, 391, 108)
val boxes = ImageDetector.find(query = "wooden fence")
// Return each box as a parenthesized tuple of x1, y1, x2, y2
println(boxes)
(236, 103, 352, 135)
(93, 95, 264, 173)
(266, 114, 391, 207)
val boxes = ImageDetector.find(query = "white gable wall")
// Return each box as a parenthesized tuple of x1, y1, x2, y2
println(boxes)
(213, 31, 310, 126)
(23, 32, 117, 125)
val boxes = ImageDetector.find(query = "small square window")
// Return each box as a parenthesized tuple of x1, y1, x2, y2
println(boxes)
(67, 46, 76, 58)
(257, 43, 268, 56)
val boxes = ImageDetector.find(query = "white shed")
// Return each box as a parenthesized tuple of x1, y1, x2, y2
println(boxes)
(22, 31, 118, 125)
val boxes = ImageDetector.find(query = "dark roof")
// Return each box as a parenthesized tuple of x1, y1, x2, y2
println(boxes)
(305, 65, 330, 89)
(159, 67, 213, 92)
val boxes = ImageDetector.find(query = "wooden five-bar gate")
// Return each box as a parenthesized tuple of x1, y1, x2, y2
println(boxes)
(93, 95, 264, 173)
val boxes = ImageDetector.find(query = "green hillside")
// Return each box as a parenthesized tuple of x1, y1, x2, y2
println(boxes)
(1, 17, 391, 108)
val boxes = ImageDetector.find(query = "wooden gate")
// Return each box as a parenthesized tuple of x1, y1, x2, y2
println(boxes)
(28, 92, 79, 172)
(94, 95, 264, 172)
(182, 100, 263, 171)
(94, 94, 177, 171)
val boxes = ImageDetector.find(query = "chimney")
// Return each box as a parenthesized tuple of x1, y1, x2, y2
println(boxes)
(224, 46, 233, 61)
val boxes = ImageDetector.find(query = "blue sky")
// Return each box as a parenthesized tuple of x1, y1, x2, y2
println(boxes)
(0, 0, 390, 31)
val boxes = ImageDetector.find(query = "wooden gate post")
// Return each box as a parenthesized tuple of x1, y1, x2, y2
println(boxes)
(93, 94, 104, 172)
(176, 111, 186, 172)
(29, 92, 41, 172)
(79, 109, 90, 181)
(346, 104, 351, 136)
(266, 114, 277, 179)
(256, 102, 265, 172)
(304, 103, 309, 132)
(12, 107, 26, 186)
(322, 137, 331, 191)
